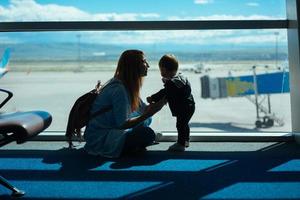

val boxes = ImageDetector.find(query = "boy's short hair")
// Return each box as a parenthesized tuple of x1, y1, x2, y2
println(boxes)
(159, 54, 178, 72)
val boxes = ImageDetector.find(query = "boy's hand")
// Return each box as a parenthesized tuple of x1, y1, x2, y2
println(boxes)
(146, 96, 152, 103)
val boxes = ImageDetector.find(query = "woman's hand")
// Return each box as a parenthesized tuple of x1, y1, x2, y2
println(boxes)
(143, 96, 166, 117)
(120, 97, 166, 130)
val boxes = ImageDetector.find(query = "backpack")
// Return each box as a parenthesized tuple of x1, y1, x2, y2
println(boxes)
(65, 80, 112, 148)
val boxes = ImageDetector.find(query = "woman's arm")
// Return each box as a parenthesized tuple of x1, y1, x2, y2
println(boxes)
(120, 97, 166, 129)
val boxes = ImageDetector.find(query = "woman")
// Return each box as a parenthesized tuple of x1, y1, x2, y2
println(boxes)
(84, 50, 165, 158)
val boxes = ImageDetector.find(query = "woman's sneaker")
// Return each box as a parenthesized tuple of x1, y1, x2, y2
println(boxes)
(168, 142, 185, 152)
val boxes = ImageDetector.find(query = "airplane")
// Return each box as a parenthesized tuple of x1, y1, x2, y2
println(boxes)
(200, 65, 289, 128)
(193, 63, 211, 74)
(0, 48, 11, 78)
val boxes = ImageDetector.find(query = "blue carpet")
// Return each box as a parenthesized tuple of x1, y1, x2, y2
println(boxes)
(0, 142, 300, 200)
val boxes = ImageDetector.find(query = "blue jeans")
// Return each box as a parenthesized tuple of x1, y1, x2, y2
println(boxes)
(122, 112, 154, 154)
(122, 126, 155, 155)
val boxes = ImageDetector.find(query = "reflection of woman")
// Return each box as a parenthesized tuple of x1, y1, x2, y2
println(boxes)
(84, 50, 165, 158)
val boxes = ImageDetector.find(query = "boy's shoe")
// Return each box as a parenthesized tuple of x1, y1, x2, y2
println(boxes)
(185, 141, 190, 147)
(154, 132, 163, 143)
(168, 142, 185, 152)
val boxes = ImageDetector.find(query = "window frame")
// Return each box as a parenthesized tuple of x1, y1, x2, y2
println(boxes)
(1, 2, 299, 142)
(0, 20, 288, 32)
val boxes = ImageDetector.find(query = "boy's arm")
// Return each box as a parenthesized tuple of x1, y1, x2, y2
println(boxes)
(151, 88, 166, 102)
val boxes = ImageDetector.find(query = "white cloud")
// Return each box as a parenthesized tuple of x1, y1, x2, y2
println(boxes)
(194, 0, 214, 4)
(0, 0, 160, 21)
(0, 36, 21, 44)
(218, 30, 287, 45)
(84, 30, 284, 45)
(246, 2, 259, 7)
(168, 14, 280, 21)
(83, 30, 209, 45)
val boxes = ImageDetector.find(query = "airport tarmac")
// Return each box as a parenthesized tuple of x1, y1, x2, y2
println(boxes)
(0, 70, 291, 135)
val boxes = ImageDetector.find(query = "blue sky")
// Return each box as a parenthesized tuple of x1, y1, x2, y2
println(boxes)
(22, 0, 285, 18)
(0, 0, 286, 21)
(0, 0, 287, 46)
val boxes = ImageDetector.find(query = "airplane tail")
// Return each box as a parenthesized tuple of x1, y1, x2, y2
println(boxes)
(0, 48, 11, 69)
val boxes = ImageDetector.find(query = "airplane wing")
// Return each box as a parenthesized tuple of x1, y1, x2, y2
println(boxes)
(0, 48, 11, 77)
(0, 48, 11, 68)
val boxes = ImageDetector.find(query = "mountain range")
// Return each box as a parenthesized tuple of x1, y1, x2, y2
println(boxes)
(0, 43, 288, 62)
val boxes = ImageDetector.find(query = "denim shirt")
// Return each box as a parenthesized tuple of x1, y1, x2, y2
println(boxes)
(84, 78, 149, 158)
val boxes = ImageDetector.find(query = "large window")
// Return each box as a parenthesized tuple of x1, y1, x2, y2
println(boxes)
(0, 0, 290, 136)
(0, 28, 290, 134)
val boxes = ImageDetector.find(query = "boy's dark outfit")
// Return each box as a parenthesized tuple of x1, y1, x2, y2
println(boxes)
(150, 73, 195, 146)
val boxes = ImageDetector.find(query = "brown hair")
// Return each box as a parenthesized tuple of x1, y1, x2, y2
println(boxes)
(114, 50, 144, 111)
(159, 54, 178, 72)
